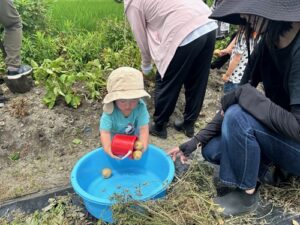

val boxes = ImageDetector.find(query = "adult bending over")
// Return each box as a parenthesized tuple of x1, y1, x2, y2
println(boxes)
(124, 0, 217, 139)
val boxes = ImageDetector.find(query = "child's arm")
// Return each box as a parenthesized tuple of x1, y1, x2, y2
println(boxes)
(215, 36, 237, 57)
(222, 53, 242, 82)
(138, 124, 149, 152)
(100, 130, 121, 159)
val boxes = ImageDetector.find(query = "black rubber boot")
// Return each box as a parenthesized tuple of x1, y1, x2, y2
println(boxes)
(212, 165, 237, 196)
(5, 65, 33, 93)
(173, 119, 194, 138)
(149, 123, 167, 139)
(214, 188, 259, 217)
(259, 166, 292, 186)
(5, 75, 33, 93)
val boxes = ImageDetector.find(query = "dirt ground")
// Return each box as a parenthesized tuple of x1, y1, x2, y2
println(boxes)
(0, 69, 224, 203)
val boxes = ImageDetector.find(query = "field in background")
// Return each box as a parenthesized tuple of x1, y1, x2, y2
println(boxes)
(50, 0, 124, 31)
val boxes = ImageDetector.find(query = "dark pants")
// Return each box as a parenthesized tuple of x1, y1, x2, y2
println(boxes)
(202, 104, 300, 190)
(153, 30, 216, 127)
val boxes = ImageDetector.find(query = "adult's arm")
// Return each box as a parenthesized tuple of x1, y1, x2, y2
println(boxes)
(221, 84, 300, 142)
(237, 84, 300, 142)
(126, 6, 152, 68)
(179, 111, 223, 156)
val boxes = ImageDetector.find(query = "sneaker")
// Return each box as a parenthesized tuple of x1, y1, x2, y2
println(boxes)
(149, 122, 167, 139)
(214, 188, 259, 217)
(173, 119, 195, 138)
(7, 65, 33, 79)
(5, 65, 33, 93)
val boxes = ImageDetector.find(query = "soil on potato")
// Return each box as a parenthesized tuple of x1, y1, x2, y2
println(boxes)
(0, 69, 224, 202)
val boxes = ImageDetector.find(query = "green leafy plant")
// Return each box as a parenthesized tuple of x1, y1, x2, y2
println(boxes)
(14, 0, 52, 32)
(32, 57, 81, 109)
(8, 152, 20, 161)
(22, 31, 59, 65)
(32, 57, 106, 109)
(72, 138, 82, 145)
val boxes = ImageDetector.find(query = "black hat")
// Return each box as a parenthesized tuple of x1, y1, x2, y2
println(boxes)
(210, 0, 300, 25)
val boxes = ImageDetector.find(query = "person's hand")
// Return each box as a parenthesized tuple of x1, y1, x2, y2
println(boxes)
(222, 73, 230, 82)
(221, 110, 225, 117)
(141, 64, 153, 75)
(214, 49, 230, 57)
(220, 86, 243, 112)
(105, 149, 122, 160)
(168, 147, 187, 164)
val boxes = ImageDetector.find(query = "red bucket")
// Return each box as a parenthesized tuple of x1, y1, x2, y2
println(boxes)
(111, 134, 138, 158)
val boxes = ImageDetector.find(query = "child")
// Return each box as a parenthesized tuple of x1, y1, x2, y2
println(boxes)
(211, 0, 230, 39)
(215, 28, 258, 93)
(99, 67, 151, 159)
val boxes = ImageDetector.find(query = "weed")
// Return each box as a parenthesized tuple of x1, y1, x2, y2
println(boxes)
(9, 98, 29, 118)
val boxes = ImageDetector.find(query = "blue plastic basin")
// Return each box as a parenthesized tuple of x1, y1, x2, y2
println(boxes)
(71, 144, 175, 223)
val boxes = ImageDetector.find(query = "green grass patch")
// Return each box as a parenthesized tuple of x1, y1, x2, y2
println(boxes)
(50, 0, 124, 31)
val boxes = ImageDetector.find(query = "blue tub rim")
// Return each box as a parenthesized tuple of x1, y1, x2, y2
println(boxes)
(70, 144, 175, 205)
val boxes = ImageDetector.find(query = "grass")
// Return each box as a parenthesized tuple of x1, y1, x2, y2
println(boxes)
(49, 0, 124, 31)
(2, 161, 300, 225)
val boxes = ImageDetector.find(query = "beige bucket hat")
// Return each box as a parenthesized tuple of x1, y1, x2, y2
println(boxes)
(103, 67, 150, 114)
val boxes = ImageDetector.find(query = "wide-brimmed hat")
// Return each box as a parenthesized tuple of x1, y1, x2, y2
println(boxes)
(103, 67, 150, 114)
(210, 0, 300, 25)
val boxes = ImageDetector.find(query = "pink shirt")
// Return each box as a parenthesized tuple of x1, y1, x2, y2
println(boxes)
(125, 0, 214, 78)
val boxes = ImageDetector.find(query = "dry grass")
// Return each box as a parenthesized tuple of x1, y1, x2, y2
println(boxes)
(1, 161, 300, 225)
(9, 97, 29, 118)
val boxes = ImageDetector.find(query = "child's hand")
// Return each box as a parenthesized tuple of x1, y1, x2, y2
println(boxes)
(214, 49, 230, 57)
(222, 73, 230, 82)
(105, 149, 122, 160)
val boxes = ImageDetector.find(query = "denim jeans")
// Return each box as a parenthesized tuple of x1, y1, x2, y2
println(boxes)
(223, 81, 240, 94)
(202, 104, 300, 190)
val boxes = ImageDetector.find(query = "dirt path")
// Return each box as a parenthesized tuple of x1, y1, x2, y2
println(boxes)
(0, 69, 224, 202)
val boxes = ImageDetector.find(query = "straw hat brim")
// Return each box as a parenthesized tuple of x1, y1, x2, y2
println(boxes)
(210, 0, 300, 25)
(103, 89, 150, 114)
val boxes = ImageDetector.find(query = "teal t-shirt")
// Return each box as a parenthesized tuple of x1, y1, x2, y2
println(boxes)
(99, 99, 150, 136)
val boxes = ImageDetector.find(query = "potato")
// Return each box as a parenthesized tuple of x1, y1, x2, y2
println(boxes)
(213, 49, 221, 56)
(101, 168, 112, 179)
(133, 150, 143, 160)
(134, 140, 143, 151)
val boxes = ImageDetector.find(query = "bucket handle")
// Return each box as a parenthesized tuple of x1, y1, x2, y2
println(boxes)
(121, 150, 132, 160)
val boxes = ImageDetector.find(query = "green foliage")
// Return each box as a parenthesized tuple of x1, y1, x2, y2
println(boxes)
(32, 58, 106, 109)
(82, 59, 107, 99)
(49, 0, 124, 32)
(22, 31, 60, 65)
(101, 43, 141, 69)
(98, 19, 134, 51)
(8, 152, 20, 161)
(72, 138, 82, 145)
(61, 32, 105, 66)
(32, 58, 81, 109)
(205, 0, 215, 7)
(215, 35, 232, 50)
(14, 0, 52, 32)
